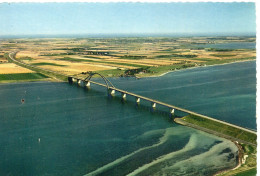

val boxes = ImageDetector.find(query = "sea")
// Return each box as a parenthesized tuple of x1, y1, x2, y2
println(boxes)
(0, 61, 256, 176)
(194, 42, 256, 49)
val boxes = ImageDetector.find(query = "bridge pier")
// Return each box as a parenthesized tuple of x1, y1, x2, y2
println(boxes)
(68, 77, 73, 84)
(85, 81, 90, 88)
(151, 102, 156, 109)
(77, 79, 84, 87)
(121, 93, 126, 100)
(136, 97, 141, 104)
(170, 108, 175, 115)
(72, 77, 77, 83)
(108, 88, 115, 97)
(169, 108, 175, 118)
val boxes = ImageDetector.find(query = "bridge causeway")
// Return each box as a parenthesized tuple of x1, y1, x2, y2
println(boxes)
(69, 75, 256, 135)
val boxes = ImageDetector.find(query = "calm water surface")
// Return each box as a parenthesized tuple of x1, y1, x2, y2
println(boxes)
(195, 42, 255, 49)
(109, 61, 256, 130)
(0, 61, 255, 176)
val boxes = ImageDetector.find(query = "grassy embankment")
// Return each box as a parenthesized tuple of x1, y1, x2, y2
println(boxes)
(176, 114, 256, 145)
(174, 114, 256, 176)
(232, 168, 256, 176)
(31, 62, 66, 67)
(0, 73, 49, 83)
(4, 53, 68, 82)
(0, 54, 50, 83)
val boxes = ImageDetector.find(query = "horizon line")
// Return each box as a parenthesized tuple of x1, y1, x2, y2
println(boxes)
(0, 32, 256, 39)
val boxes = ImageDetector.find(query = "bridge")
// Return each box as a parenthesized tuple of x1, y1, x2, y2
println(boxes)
(68, 73, 256, 135)
(8, 51, 256, 135)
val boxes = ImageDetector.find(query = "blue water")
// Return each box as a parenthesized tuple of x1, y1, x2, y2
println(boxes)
(0, 61, 255, 176)
(195, 42, 255, 49)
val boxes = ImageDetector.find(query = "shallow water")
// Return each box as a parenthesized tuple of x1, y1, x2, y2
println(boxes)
(0, 61, 255, 176)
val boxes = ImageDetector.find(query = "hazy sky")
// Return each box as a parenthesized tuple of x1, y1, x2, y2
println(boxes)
(0, 2, 256, 36)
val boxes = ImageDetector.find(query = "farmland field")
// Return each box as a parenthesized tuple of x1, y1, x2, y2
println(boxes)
(0, 73, 48, 82)
(0, 36, 256, 79)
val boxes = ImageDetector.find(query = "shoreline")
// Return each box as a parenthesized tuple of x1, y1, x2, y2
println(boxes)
(213, 141, 243, 176)
(1, 59, 255, 84)
(132, 59, 256, 176)
(136, 59, 255, 79)
(174, 116, 256, 176)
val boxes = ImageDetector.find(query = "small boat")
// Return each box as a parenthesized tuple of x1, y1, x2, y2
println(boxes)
(21, 99, 25, 103)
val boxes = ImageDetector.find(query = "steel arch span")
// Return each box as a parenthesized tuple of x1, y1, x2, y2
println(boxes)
(84, 72, 115, 89)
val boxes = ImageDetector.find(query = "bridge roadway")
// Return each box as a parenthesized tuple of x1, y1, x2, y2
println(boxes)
(9, 52, 256, 135)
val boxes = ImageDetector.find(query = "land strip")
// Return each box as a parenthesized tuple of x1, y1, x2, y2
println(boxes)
(174, 115, 256, 146)
(174, 115, 256, 176)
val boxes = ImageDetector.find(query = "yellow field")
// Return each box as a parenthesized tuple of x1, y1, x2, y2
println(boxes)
(0, 37, 256, 78)
(16, 51, 40, 58)
(104, 58, 181, 66)
(39, 63, 115, 75)
(0, 63, 35, 74)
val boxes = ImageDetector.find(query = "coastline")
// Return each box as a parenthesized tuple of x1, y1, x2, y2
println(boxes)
(174, 116, 256, 176)
(129, 59, 256, 176)
(213, 141, 243, 176)
(136, 59, 255, 79)
(1, 58, 255, 84)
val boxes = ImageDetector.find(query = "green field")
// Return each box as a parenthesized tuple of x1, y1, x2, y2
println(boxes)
(136, 62, 195, 77)
(32, 62, 66, 66)
(0, 73, 49, 81)
(233, 168, 256, 176)
(6, 54, 67, 82)
(119, 55, 147, 60)
(18, 56, 34, 61)
(96, 69, 125, 77)
(210, 54, 237, 57)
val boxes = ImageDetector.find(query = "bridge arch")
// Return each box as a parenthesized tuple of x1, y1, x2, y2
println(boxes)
(83, 72, 115, 89)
